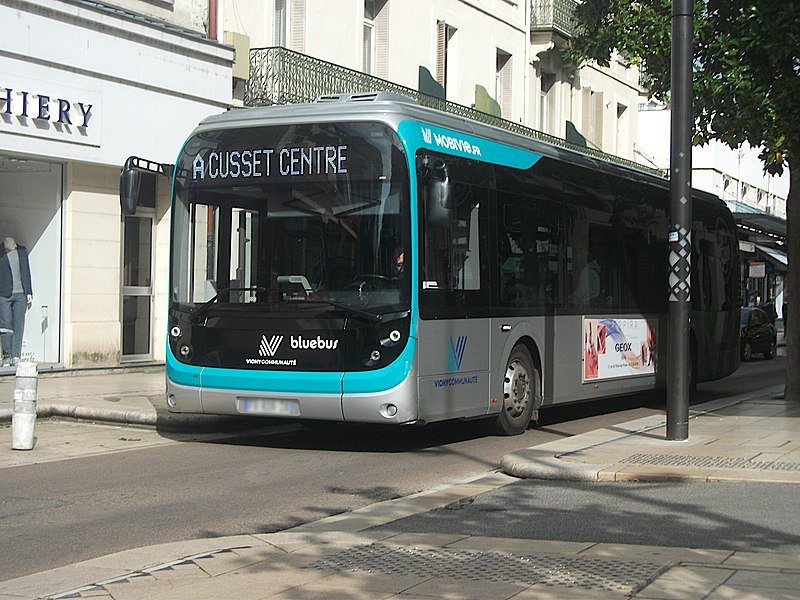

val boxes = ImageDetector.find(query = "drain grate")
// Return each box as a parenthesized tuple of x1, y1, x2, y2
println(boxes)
(306, 545, 664, 593)
(623, 453, 800, 472)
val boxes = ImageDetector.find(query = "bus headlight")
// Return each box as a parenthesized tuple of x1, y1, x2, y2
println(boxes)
(380, 329, 403, 347)
(179, 344, 192, 358)
(370, 350, 381, 362)
(170, 326, 182, 339)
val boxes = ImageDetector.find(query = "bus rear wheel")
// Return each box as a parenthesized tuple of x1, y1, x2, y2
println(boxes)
(490, 345, 537, 436)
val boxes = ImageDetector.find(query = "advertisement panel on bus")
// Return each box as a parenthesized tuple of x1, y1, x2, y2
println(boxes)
(583, 318, 658, 382)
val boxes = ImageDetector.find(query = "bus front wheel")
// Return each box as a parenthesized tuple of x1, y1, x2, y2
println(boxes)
(490, 345, 537, 436)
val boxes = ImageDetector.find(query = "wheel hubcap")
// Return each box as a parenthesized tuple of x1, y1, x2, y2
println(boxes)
(503, 359, 531, 418)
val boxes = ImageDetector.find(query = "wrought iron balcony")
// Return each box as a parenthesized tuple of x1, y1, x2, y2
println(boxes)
(243, 47, 655, 175)
(530, 0, 579, 38)
(244, 47, 558, 141)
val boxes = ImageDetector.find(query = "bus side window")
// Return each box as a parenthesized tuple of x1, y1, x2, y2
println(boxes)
(418, 152, 490, 317)
(493, 160, 565, 310)
(568, 217, 617, 309)
(562, 167, 617, 310)
(613, 180, 669, 313)
(498, 204, 562, 307)
(693, 206, 736, 313)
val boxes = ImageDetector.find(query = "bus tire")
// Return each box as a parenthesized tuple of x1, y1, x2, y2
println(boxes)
(490, 345, 537, 436)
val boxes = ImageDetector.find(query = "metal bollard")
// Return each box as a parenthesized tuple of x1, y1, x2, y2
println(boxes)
(11, 361, 38, 450)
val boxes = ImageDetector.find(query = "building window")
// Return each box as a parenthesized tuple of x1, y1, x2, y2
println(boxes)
(274, 0, 287, 46)
(275, 0, 306, 52)
(540, 73, 556, 134)
(496, 50, 512, 118)
(616, 103, 629, 157)
(362, 0, 389, 77)
(581, 88, 604, 149)
(363, 1, 376, 73)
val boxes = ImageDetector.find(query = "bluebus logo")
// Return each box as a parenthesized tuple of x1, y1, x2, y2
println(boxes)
(446, 336, 468, 372)
(259, 335, 283, 357)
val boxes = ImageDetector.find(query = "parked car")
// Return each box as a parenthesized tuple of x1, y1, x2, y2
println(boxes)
(740, 307, 777, 361)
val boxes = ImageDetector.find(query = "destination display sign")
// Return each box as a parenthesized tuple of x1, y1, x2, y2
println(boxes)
(191, 145, 348, 181)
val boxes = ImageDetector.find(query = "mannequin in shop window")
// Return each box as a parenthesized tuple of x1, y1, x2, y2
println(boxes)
(0, 236, 33, 367)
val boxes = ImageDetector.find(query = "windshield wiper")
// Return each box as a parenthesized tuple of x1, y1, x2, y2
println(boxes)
(189, 286, 266, 324)
(296, 298, 381, 323)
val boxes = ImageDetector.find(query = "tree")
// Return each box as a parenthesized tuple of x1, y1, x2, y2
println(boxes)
(567, 0, 799, 401)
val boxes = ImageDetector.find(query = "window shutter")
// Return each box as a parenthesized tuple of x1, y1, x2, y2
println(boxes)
(290, 0, 306, 53)
(593, 91, 604, 148)
(436, 20, 447, 87)
(501, 55, 512, 118)
(375, 1, 390, 79)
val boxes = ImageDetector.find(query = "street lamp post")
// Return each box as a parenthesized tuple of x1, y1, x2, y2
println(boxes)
(667, 0, 693, 441)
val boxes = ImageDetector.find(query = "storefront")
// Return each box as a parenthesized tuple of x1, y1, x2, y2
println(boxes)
(0, 0, 233, 372)
(735, 211, 788, 320)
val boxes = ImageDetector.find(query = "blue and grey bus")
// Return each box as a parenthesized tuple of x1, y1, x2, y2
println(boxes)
(124, 93, 739, 435)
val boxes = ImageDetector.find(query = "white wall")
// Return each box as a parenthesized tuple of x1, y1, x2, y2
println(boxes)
(103, 0, 209, 33)
(575, 59, 642, 159)
(1, 0, 235, 367)
(62, 164, 122, 366)
(234, 0, 529, 122)
(1, 0, 234, 167)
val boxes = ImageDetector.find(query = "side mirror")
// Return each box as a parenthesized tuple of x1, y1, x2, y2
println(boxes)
(419, 154, 454, 228)
(120, 156, 173, 216)
(120, 165, 141, 216)
(426, 177, 453, 226)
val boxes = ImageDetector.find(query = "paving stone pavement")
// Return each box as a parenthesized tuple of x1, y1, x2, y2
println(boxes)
(1, 367, 799, 599)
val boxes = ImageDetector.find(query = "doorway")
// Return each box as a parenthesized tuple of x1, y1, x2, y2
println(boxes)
(122, 213, 153, 360)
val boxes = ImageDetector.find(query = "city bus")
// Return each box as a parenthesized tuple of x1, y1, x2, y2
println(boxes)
(123, 92, 740, 435)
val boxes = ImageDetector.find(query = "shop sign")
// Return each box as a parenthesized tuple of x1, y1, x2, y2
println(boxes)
(749, 261, 766, 278)
(0, 75, 101, 147)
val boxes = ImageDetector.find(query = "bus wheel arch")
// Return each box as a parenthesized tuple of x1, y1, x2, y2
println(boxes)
(490, 338, 542, 436)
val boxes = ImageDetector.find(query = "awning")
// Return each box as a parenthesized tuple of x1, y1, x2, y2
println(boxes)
(734, 211, 787, 244)
(755, 244, 788, 267)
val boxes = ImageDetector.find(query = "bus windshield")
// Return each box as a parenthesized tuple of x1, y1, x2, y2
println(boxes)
(171, 122, 410, 317)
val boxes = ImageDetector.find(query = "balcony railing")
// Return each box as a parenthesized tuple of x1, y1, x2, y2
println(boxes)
(244, 47, 567, 142)
(243, 47, 657, 175)
(530, 0, 579, 38)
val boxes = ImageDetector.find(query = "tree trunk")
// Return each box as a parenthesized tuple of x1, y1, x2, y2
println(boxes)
(785, 155, 800, 401)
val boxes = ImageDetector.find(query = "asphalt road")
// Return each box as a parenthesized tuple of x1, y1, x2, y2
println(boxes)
(0, 354, 786, 582)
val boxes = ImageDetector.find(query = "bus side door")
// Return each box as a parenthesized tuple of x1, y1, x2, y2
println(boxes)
(416, 152, 492, 421)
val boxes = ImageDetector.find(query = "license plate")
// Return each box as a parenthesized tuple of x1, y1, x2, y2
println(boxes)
(237, 397, 300, 416)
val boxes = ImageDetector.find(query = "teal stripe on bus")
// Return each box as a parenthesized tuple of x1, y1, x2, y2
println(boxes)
(167, 351, 342, 394)
(397, 120, 542, 170)
(167, 340, 416, 395)
(342, 337, 416, 394)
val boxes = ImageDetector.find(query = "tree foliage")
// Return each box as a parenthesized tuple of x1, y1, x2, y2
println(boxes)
(567, 0, 800, 171)
(567, 0, 800, 400)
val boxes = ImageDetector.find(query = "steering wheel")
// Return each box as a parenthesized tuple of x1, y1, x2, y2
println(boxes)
(344, 274, 392, 305)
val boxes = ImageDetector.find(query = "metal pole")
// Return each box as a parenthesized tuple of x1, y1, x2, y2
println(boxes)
(667, 0, 693, 441)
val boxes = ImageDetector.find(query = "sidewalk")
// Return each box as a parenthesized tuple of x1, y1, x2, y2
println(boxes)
(2, 369, 799, 599)
(0, 366, 241, 432)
